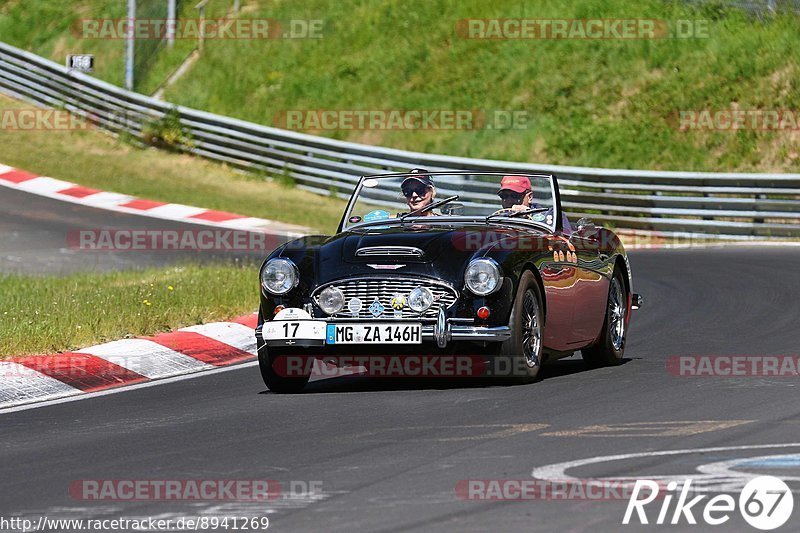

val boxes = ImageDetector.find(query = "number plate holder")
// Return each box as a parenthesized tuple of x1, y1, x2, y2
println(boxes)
(262, 320, 327, 346)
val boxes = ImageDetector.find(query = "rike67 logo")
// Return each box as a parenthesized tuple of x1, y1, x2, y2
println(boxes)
(623, 476, 794, 530)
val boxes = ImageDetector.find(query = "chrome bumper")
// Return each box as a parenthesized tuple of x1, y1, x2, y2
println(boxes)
(255, 308, 511, 349)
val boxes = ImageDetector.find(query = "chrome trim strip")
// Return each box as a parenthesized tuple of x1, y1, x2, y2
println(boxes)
(356, 246, 424, 257)
(447, 325, 511, 341)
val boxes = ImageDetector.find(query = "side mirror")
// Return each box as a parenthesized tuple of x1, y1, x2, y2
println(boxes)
(441, 202, 464, 216)
(576, 217, 598, 234)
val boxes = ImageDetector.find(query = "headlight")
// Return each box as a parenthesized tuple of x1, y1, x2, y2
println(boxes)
(260, 258, 298, 295)
(408, 287, 434, 313)
(465, 258, 501, 296)
(318, 286, 345, 315)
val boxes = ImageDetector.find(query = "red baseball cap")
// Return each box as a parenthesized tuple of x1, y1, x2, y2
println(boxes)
(497, 175, 532, 194)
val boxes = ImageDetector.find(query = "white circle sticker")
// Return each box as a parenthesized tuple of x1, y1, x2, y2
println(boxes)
(738, 476, 794, 530)
(347, 297, 363, 314)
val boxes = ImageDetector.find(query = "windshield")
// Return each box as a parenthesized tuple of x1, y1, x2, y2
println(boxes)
(342, 172, 558, 230)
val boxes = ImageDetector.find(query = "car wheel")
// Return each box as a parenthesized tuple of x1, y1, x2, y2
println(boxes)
(497, 270, 543, 384)
(581, 266, 627, 368)
(258, 346, 311, 393)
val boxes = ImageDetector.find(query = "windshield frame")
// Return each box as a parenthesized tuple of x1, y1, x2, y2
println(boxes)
(337, 171, 560, 234)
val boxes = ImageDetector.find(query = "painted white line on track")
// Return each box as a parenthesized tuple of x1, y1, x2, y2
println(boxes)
(531, 443, 800, 493)
(698, 453, 800, 479)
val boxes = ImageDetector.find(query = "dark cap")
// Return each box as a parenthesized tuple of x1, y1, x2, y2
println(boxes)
(402, 168, 434, 188)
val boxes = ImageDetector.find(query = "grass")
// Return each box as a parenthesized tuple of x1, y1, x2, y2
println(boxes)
(0, 94, 346, 233)
(0, 263, 259, 357)
(4, 0, 797, 172)
(2, 1, 798, 173)
(0, 0, 231, 94)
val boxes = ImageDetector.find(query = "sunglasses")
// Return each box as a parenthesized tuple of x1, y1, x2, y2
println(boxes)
(499, 190, 529, 201)
(402, 185, 430, 198)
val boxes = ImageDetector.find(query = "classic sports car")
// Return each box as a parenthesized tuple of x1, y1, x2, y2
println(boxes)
(256, 171, 642, 392)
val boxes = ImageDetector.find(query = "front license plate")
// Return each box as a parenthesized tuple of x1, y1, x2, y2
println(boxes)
(263, 320, 327, 342)
(326, 323, 422, 345)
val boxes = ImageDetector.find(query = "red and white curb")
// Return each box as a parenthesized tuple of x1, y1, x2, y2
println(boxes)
(0, 164, 308, 235)
(0, 314, 259, 410)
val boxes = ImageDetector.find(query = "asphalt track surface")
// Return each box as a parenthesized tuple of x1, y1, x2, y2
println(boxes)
(0, 187, 266, 275)
(3, 229, 800, 532)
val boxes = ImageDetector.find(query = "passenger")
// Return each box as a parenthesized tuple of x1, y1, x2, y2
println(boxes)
(497, 175, 533, 212)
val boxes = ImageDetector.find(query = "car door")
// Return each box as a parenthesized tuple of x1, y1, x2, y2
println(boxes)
(540, 233, 579, 352)
(568, 221, 612, 344)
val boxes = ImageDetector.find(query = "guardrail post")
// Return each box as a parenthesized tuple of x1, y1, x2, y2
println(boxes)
(125, 0, 135, 91)
(196, 0, 209, 52)
(167, 0, 177, 47)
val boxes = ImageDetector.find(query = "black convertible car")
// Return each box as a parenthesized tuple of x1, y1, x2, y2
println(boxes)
(256, 171, 642, 392)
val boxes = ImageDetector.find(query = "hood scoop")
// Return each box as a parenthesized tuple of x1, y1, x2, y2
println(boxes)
(355, 246, 424, 258)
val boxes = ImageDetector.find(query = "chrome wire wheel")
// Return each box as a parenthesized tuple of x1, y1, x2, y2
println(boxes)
(609, 277, 626, 351)
(521, 289, 542, 368)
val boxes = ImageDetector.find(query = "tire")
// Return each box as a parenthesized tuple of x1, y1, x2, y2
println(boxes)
(496, 270, 544, 384)
(582, 266, 628, 368)
(258, 345, 311, 393)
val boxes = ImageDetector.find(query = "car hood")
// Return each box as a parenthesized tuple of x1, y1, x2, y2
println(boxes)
(277, 222, 549, 285)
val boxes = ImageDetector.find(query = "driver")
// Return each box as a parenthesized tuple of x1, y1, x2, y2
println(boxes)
(400, 168, 437, 216)
(497, 175, 534, 213)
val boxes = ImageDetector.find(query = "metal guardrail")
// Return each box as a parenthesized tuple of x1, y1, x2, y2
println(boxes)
(1, 40, 799, 239)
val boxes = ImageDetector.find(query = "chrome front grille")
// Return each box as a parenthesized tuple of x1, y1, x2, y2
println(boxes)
(313, 277, 458, 320)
